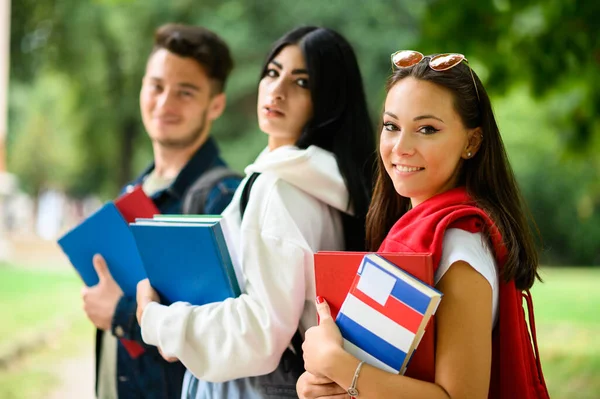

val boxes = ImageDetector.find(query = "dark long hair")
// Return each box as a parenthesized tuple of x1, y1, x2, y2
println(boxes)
(260, 26, 376, 251)
(366, 58, 540, 290)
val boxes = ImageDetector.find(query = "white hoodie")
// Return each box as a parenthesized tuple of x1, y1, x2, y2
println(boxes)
(141, 145, 351, 382)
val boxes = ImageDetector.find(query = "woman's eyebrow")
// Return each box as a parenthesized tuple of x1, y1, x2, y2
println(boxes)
(270, 60, 308, 75)
(413, 114, 445, 123)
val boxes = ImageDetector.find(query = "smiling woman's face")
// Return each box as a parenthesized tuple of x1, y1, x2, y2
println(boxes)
(380, 77, 480, 207)
(257, 45, 313, 150)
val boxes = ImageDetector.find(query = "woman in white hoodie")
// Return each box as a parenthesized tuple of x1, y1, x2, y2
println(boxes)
(136, 26, 376, 398)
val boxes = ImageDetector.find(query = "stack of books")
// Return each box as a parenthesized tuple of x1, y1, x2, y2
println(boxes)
(57, 186, 240, 305)
(130, 214, 241, 304)
(315, 252, 442, 382)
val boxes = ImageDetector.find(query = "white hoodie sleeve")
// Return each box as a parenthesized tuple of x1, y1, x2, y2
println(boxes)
(140, 179, 318, 382)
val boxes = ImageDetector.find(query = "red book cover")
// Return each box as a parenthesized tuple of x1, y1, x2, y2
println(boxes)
(113, 185, 160, 359)
(314, 251, 435, 382)
(114, 185, 160, 223)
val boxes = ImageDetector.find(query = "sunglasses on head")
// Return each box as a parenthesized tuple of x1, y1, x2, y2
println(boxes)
(390, 50, 480, 101)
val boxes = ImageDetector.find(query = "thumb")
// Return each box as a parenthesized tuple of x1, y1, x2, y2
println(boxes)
(315, 296, 333, 323)
(92, 254, 112, 283)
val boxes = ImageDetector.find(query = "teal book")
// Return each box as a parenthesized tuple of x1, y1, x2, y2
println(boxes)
(57, 202, 147, 297)
(130, 218, 240, 305)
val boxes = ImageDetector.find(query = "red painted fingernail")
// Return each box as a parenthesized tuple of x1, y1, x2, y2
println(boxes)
(316, 296, 325, 304)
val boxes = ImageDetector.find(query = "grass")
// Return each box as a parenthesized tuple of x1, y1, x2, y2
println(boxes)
(0, 264, 598, 398)
(532, 267, 600, 399)
(0, 263, 93, 399)
(0, 264, 83, 356)
(0, 316, 93, 399)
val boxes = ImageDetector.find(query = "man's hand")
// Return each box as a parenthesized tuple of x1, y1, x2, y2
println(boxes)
(81, 254, 123, 331)
(136, 278, 160, 326)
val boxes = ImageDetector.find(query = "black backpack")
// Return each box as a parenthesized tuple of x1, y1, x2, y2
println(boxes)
(182, 166, 242, 215)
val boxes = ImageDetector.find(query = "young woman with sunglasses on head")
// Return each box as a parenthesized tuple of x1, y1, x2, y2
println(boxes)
(135, 26, 376, 398)
(298, 51, 550, 399)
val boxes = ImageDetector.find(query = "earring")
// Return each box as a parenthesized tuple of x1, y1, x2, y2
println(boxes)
(467, 152, 472, 158)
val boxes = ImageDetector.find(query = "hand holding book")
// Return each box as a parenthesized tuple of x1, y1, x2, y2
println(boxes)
(302, 296, 345, 378)
(296, 372, 347, 399)
(80, 254, 124, 331)
(314, 252, 442, 382)
(135, 278, 160, 325)
(58, 187, 241, 359)
(335, 254, 442, 375)
(57, 186, 158, 297)
(129, 214, 240, 305)
(58, 188, 239, 306)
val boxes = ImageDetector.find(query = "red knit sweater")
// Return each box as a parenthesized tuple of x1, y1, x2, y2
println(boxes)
(378, 187, 549, 399)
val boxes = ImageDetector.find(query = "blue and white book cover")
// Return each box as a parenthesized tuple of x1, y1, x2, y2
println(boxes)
(336, 254, 442, 374)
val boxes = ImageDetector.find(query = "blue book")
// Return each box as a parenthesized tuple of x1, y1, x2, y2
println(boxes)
(336, 254, 442, 374)
(57, 203, 147, 297)
(130, 219, 240, 305)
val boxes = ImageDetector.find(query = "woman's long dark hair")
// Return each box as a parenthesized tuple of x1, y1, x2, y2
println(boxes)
(366, 59, 540, 290)
(260, 26, 376, 251)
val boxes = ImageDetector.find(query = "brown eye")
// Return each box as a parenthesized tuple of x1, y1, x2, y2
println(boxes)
(383, 122, 399, 132)
(417, 126, 439, 135)
(296, 78, 309, 88)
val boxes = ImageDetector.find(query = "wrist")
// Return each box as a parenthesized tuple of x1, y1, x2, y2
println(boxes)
(347, 360, 365, 397)
(323, 348, 366, 397)
(111, 295, 134, 339)
(322, 345, 350, 380)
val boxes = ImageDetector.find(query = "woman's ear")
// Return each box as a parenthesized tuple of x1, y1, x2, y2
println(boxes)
(462, 127, 483, 159)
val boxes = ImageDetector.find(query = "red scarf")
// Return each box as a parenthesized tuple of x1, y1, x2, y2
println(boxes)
(378, 187, 549, 399)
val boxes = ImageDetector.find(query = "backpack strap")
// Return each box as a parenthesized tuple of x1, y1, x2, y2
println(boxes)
(281, 330, 305, 375)
(522, 289, 549, 394)
(240, 172, 261, 218)
(238, 172, 305, 375)
(182, 166, 242, 215)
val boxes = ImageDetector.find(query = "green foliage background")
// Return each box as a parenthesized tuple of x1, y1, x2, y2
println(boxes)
(8, 0, 600, 265)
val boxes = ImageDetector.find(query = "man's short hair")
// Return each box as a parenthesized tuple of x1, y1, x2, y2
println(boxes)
(151, 23, 234, 93)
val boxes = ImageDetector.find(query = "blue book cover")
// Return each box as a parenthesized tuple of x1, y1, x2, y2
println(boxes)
(130, 221, 240, 305)
(336, 254, 442, 374)
(57, 203, 147, 297)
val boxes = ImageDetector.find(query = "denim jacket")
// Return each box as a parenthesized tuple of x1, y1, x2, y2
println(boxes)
(94, 137, 242, 399)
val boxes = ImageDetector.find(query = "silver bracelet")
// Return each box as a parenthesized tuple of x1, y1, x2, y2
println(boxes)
(347, 360, 365, 397)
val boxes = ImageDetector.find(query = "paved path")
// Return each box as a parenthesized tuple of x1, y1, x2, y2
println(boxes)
(7, 234, 70, 269)
(46, 344, 95, 399)
(7, 234, 95, 398)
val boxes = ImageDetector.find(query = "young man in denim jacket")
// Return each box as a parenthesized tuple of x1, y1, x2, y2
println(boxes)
(80, 24, 242, 399)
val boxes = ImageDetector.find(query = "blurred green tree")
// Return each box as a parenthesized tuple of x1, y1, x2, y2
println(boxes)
(9, 0, 422, 195)
(8, 0, 599, 264)
(416, 0, 600, 163)
(9, 72, 82, 203)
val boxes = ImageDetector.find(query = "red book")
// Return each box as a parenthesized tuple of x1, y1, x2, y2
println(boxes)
(114, 185, 160, 224)
(314, 251, 436, 382)
(113, 185, 160, 359)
